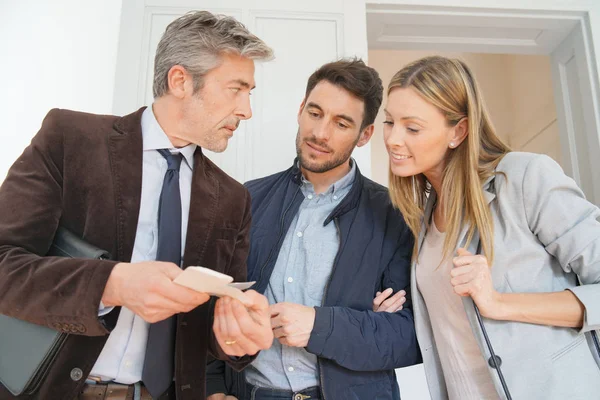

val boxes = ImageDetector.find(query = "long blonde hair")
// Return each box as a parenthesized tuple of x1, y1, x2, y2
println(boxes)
(387, 56, 510, 263)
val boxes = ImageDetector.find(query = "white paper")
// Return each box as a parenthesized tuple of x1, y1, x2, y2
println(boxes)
(173, 266, 255, 303)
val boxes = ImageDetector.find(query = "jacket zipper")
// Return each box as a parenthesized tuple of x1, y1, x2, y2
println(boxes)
(255, 188, 301, 290)
(239, 188, 301, 393)
(25, 332, 69, 394)
(317, 217, 342, 400)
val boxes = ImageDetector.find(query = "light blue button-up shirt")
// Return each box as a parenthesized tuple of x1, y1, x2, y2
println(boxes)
(245, 161, 356, 391)
(89, 106, 196, 383)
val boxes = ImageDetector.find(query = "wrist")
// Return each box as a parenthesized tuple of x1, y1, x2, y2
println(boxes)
(101, 262, 126, 307)
(485, 292, 510, 321)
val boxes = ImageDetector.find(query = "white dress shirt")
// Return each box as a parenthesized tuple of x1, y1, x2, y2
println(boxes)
(90, 106, 196, 383)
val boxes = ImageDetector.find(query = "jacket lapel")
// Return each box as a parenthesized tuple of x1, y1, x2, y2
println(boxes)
(455, 175, 497, 254)
(182, 149, 219, 268)
(108, 110, 220, 268)
(109, 108, 145, 262)
(459, 176, 499, 368)
(412, 176, 500, 392)
(417, 192, 436, 257)
(416, 175, 497, 258)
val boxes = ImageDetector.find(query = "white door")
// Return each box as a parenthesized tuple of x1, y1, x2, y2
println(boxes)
(113, 0, 371, 182)
(551, 21, 600, 205)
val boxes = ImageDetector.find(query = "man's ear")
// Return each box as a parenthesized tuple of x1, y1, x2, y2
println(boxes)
(356, 124, 375, 148)
(167, 65, 191, 98)
(297, 98, 306, 124)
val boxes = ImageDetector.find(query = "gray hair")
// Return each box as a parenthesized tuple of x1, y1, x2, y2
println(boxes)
(153, 11, 274, 98)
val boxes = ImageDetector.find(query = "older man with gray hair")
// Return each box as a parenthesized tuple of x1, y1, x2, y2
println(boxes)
(0, 11, 273, 400)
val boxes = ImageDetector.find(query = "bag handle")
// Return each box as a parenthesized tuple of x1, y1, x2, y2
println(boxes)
(473, 240, 512, 400)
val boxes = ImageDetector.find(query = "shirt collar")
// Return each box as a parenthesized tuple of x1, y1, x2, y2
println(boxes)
(141, 106, 197, 168)
(331, 158, 356, 195)
(300, 158, 356, 196)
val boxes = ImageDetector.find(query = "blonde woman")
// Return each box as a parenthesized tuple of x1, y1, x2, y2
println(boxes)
(383, 55, 600, 399)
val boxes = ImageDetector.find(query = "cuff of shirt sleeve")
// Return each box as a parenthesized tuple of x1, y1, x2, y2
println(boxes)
(568, 286, 600, 333)
(98, 300, 114, 317)
(306, 306, 333, 356)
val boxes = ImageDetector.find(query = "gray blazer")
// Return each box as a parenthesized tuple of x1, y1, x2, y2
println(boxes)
(413, 152, 600, 399)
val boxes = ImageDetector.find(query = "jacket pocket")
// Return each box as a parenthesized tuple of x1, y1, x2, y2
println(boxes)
(551, 334, 585, 362)
(347, 378, 393, 400)
(207, 228, 238, 273)
(549, 333, 600, 398)
(212, 227, 238, 241)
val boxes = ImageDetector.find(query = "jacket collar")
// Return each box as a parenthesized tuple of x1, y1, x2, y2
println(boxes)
(109, 107, 216, 266)
(140, 106, 197, 169)
(108, 107, 145, 262)
(290, 158, 365, 225)
(418, 175, 497, 257)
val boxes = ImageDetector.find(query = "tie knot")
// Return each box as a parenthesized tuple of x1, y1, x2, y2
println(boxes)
(158, 149, 183, 171)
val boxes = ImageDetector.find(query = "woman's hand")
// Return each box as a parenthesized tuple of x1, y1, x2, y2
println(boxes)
(373, 288, 406, 312)
(451, 248, 504, 319)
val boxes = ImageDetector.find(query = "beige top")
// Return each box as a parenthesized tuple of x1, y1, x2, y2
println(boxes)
(416, 219, 499, 400)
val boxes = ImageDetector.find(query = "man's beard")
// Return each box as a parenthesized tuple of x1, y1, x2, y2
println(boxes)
(295, 130, 358, 173)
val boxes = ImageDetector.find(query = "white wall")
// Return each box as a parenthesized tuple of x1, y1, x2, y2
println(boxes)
(0, 0, 122, 180)
(505, 55, 561, 164)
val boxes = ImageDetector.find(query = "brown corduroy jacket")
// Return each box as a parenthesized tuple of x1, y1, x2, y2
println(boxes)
(0, 107, 253, 400)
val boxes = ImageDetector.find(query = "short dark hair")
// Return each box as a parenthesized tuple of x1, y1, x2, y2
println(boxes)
(304, 58, 383, 131)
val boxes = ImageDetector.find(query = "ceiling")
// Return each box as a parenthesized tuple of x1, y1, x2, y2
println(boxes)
(366, 5, 583, 55)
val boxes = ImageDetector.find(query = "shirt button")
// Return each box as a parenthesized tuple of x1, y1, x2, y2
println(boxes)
(125, 360, 132, 368)
(307, 194, 313, 199)
(333, 195, 338, 200)
(297, 231, 303, 238)
(287, 277, 293, 283)
(288, 366, 294, 372)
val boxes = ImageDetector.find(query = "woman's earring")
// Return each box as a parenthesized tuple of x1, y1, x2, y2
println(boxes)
(449, 142, 455, 148)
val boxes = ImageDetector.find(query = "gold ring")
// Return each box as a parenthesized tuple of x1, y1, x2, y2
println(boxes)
(225, 340, 237, 345)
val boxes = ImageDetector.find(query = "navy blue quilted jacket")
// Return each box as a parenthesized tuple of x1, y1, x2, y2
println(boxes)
(206, 161, 420, 400)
